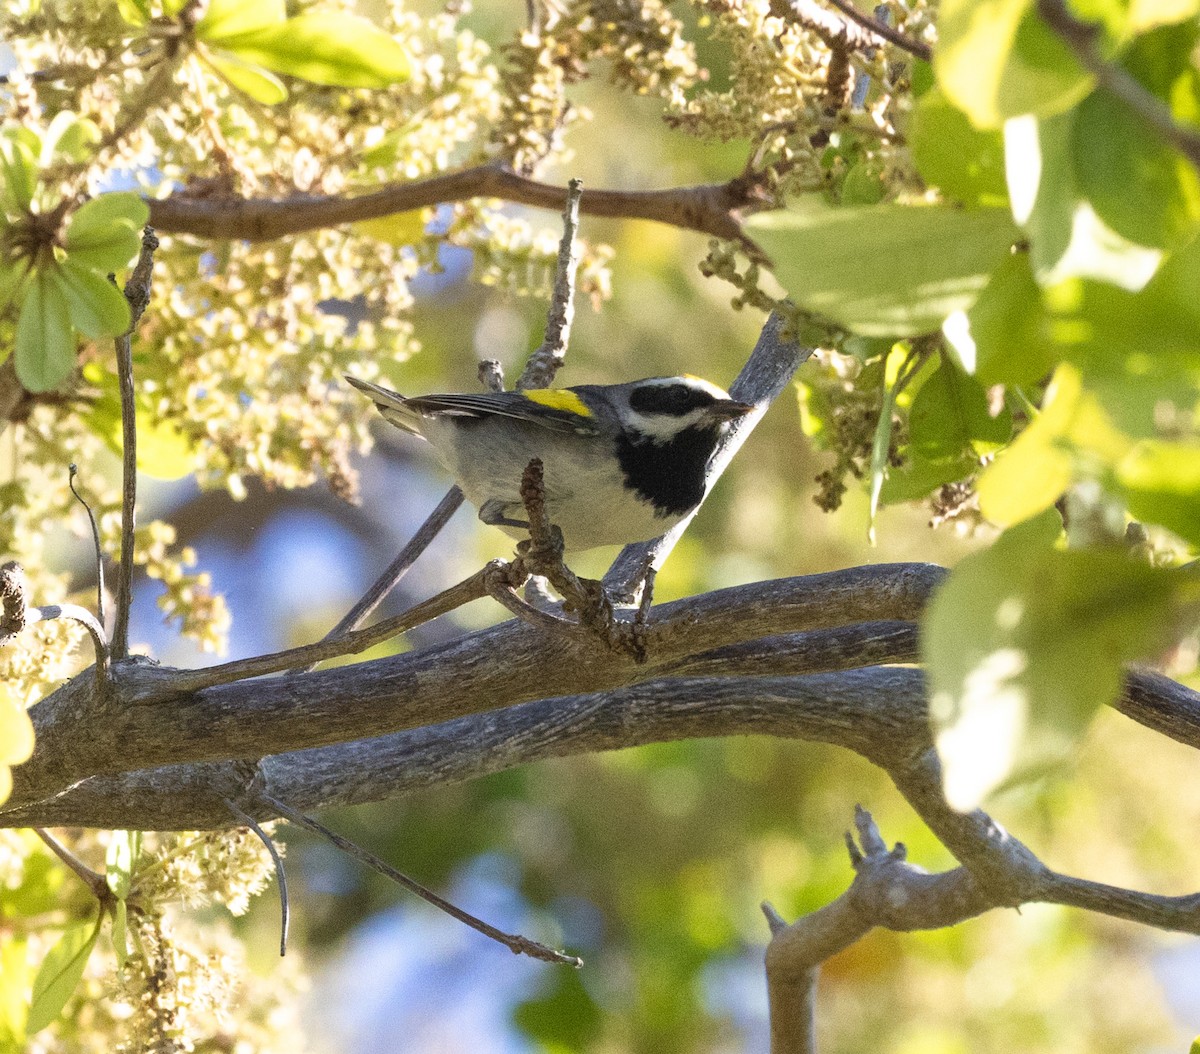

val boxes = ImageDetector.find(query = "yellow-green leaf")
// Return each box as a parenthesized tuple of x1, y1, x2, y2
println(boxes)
(217, 12, 411, 88)
(39, 112, 99, 168)
(977, 362, 1130, 525)
(194, 0, 286, 41)
(0, 687, 34, 768)
(200, 47, 289, 105)
(924, 514, 1197, 809)
(352, 209, 429, 246)
(63, 193, 148, 272)
(57, 260, 131, 339)
(0, 135, 36, 213)
(26, 916, 101, 1034)
(15, 269, 75, 393)
(749, 202, 1018, 337)
(1116, 440, 1200, 546)
(936, 0, 1094, 127)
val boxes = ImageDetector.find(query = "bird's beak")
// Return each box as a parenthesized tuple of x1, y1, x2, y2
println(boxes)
(706, 399, 756, 422)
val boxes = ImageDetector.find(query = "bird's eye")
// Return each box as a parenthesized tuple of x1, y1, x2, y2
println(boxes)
(630, 383, 716, 416)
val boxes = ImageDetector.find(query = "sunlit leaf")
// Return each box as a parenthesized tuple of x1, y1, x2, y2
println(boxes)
(193, 0, 286, 40)
(0, 134, 37, 213)
(57, 259, 130, 339)
(924, 512, 1198, 809)
(15, 269, 75, 393)
(910, 88, 1008, 206)
(0, 686, 35, 769)
(1116, 440, 1200, 546)
(63, 193, 148, 272)
(956, 251, 1057, 386)
(352, 209, 429, 246)
(104, 831, 140, 901)
(39, 112, 99, 168)
(216, 11, 411, 88)
(200, 47, 289, 104)
(0, 936, 29, 1047)
(26, 916, 101, 1034)
(909, 354, 1012, 459)
(116, 0, 150, 26)
(749, 203, 1018, 337)
(936, 0, 1093, 127)
(110, 900, 129, 971)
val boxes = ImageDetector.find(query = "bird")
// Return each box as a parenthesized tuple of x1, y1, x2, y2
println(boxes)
(345, 374, 755, 551)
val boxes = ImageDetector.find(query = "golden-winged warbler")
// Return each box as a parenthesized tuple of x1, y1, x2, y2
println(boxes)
(346, 374, 754, 551)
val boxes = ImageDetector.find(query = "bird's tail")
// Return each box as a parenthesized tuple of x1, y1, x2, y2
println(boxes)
(344, 375, 424, 436)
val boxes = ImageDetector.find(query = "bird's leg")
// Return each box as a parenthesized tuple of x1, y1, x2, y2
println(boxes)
(479, 499, 530, 533)
(514, 459, 643, 657)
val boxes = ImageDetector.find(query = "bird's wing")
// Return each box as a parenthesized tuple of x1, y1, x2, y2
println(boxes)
(404, 391, 600, 434)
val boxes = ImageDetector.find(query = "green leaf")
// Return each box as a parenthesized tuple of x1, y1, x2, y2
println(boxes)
(1128, 0, 1200, 31)
(63, 193, 148, 272)
(84, 369, 196, 480)
(0, 937, 29, 1048)
(0, 135, 37, 213)
(39, 112, 100, 168)
(935, 0, 1094, 128)
(216, 11, 411, 88)
(57, 259, 130, 339)
(977, 363, 1130, 526)
(116, 0, 151, 26)
(1005, 111, 1077, 279)
(200, 47, 289, 105)
(15, 269, 75, 393)
(110, 901, 129, 971)
(104, 830, 140, 901)
(879, 451, 979, 505)
(26, 915, 101, 1034)
(957, 251, 1057, 386)
(909, 354, 1012, 459)
(1116, 440, 1200, 546)
(193, 0, 285, 40)
(909, 88, 1008, 206)
(1073, 89, 1200, 250)
(1190, 1036, 1200, 1054)
(924, 514, 1198, 808)
(748, 202, 1018, 337)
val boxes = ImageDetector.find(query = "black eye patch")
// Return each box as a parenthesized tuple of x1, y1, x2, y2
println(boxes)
(629, 383, 717, 416)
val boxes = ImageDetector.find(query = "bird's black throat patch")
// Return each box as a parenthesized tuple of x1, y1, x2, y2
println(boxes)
(615, 425, 721, 516)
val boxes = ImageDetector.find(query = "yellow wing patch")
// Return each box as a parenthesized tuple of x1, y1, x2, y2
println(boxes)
(523, 389, 593, 418)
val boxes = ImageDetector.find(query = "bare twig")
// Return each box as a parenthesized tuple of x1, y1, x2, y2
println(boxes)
(3, 563, 110, 682)
(822, 0, 932, 62)
(309, 353, 513, 660)
(34, 828, 109, 900)
(128, 564, 494, 700)
(0, 561, 28, 641)
(147, 164, 762, 247)
(302, 485, 465, 657)
(68, 465, 106, 630)
(224, 797, 290, 957)
(763, 806, 990, 1053)
(519, 178, 583, 391)
(111, 227, 160, 662)
(1037, 0, 1200, 172)
(261, 794, 582, 967)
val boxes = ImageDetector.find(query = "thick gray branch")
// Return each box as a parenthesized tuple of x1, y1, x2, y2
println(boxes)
(8, 563, 943, 810)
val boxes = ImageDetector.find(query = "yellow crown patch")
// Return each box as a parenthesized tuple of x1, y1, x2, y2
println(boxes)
(523, 389, 593, 417)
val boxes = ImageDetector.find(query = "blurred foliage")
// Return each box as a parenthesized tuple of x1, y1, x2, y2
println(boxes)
(1, 0, 1199, 1050)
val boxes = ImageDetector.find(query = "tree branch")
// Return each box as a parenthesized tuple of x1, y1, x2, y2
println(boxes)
(8, 562, 944, 810)
(763, 805, 989, 1053)
(1037, 0, 1200, 172)
(111, 227, 160, 662)
(147, 164, 771, 246)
